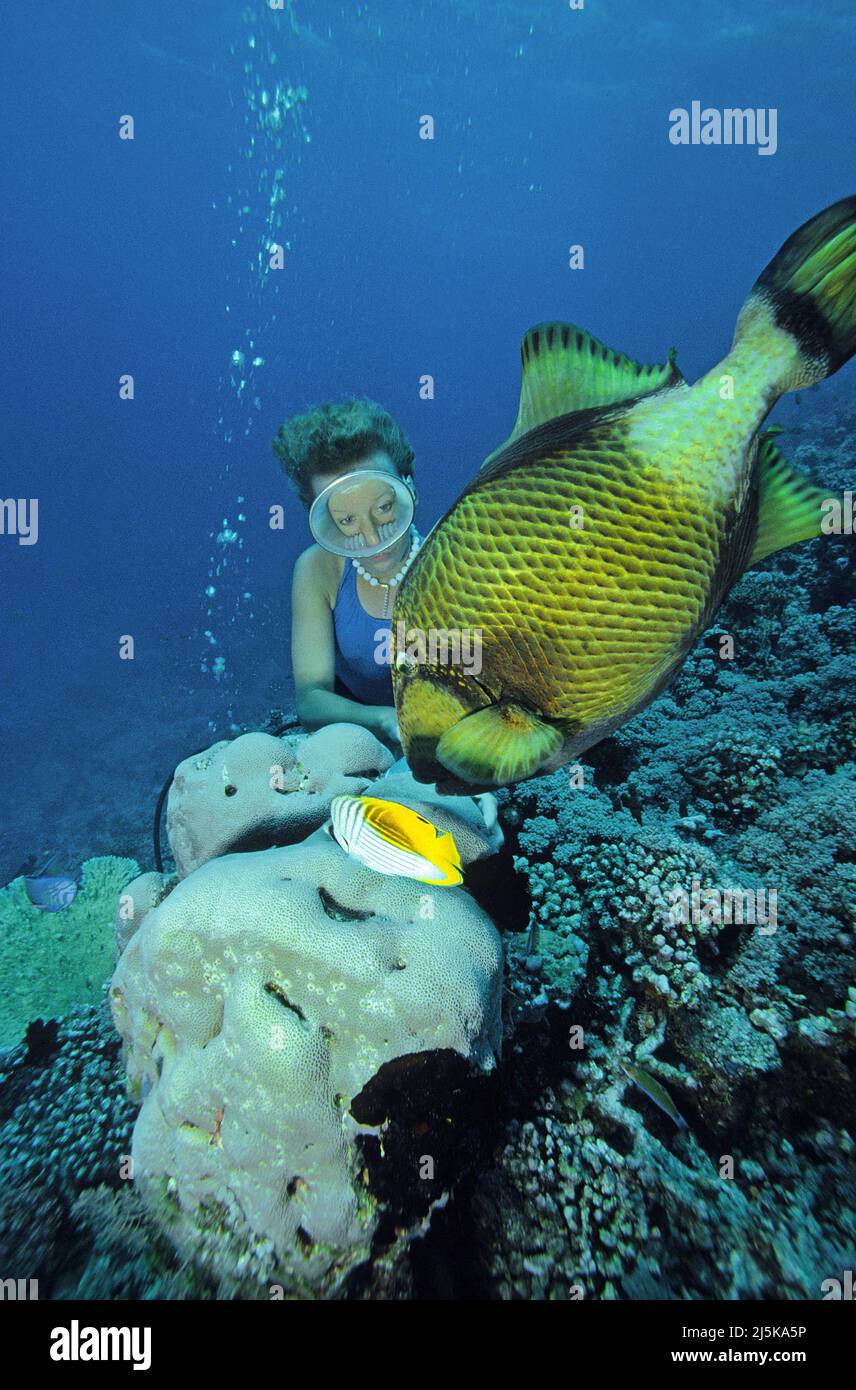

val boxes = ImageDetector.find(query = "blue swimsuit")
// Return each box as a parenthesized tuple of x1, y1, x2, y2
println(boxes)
(333, 560, 393, 705)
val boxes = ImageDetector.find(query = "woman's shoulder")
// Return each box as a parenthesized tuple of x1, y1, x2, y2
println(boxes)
(293, 543, 345, 607)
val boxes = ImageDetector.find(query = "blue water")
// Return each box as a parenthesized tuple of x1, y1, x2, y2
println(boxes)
(2, 1, 854, 876)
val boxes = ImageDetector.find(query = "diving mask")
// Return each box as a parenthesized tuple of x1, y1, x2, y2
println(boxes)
(308, 469, 415, 558)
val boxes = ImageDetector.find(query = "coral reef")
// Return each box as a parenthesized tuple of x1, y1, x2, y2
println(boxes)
(166, 726, 395, 878)
(0, 856, 139, 1046)
(474, 1078, 856, 1300)
(514, 806, 728, 1011)
(1, 401, 854, 1302)
(114, 771, 503, 1296)
(473, 409, 856, 1298)
(0, 1002, 138, 1292)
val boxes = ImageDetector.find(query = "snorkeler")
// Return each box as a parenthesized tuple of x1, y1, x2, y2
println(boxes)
(274, 398, 421, 752)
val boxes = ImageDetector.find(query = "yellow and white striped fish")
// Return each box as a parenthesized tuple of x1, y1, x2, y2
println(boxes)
(328, 794, 463, 886)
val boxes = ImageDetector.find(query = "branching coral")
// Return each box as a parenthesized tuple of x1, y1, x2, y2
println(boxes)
(683, 731, 783, 825)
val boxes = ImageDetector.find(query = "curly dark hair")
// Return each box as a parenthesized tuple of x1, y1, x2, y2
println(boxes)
(272, 397, 415, 506)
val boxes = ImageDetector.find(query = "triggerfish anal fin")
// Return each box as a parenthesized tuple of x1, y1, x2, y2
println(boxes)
(480, 322, 684, 471)
(747, 430, 833, 567)
(436, 703, 563, 787)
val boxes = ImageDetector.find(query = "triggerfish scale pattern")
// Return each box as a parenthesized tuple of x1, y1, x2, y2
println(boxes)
(328, 794, 463, 886)
(400, 428, 740, 733)
(392, 197, 856, 793)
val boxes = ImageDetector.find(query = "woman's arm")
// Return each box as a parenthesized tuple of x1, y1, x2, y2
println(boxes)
(290, 546, 401, 746)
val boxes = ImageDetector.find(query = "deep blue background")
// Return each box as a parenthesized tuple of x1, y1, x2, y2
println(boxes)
(1, 0, 854, 874)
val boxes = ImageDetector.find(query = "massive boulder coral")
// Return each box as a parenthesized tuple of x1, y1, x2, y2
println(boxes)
(166, 726, 395, 878)
(166, 726, 504, 880)
(111, 833, 503, 1296)
(114, 870, 175, 957)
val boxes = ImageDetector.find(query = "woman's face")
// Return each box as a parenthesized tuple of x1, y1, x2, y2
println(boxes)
(311, 451, 412, 570)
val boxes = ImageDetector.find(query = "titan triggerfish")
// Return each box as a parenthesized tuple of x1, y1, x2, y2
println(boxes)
(392, 197, 856, 792)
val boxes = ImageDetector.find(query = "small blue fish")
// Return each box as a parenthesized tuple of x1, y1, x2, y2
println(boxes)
(23, 854, 78, 912)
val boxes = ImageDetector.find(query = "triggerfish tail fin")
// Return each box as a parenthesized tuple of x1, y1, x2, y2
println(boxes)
(748, 430, 832, 567)
(436, 703, 564, 787)
(734, 195, 856, 394)
(481, 323, 683, 472)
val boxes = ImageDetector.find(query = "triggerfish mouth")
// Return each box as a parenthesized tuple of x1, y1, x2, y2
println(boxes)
(328, 795, 463, 886)
(391, 197, 856, 792)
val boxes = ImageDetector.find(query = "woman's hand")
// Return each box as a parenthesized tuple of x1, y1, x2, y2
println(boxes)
(373, 706, 403, 749)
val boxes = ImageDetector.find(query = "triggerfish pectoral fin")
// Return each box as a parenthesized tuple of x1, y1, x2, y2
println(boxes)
(436, 703, 563, 787)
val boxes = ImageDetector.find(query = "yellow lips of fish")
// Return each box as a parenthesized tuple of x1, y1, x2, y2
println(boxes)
(328, 794, 463, 886)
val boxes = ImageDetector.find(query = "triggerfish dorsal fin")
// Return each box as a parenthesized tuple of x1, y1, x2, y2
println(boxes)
(481, 322, 683, 471)
(747, 430, 833, 567)
(436, 702, 563, 787)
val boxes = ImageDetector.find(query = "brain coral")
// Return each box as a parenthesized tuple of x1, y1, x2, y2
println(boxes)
(111, 833, 502, 1295)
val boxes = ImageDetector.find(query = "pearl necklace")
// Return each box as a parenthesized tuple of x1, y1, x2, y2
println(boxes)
(352, 525, 421, 617)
